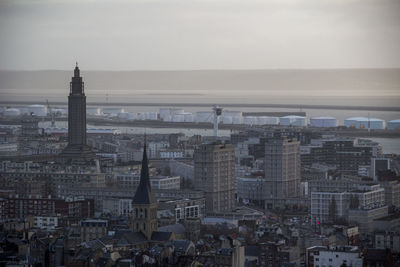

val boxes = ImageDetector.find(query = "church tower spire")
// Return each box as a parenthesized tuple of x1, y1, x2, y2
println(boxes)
(59, 63, 95, 164)
(131, 140, 158, 240)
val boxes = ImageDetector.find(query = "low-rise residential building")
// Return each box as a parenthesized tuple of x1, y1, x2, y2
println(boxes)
(151, 176, 181, 190)
(348, 206, 388, 233)
(80, 219, 108, 242)
(306, 246, 363, 267)
(373, 213, 400, 232)
(375, 232, 400, 253)
(32, 216, 59, 229)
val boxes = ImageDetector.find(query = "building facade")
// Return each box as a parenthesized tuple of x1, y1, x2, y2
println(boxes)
(306, 246, 363, 267)
(264, 138, 300, 209)
(194, 142, 236, 213)
(60, 64, 95, 163)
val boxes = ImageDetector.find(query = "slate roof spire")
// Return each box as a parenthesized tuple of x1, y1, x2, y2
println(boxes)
(132, 137, 156, 204)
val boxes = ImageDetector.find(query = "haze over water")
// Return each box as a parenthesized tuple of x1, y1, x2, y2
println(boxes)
(1, 68, 400, 124)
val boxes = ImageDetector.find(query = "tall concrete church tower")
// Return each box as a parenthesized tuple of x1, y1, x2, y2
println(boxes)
(131, 142, 158, 240)
(60, 63, 95, 163)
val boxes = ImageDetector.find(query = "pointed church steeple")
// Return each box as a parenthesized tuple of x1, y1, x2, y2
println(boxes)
(132, 140, 156, 205)
(131, 139, 158, 240)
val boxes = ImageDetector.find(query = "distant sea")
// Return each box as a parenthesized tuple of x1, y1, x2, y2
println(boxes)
(1, 68, 399, 124)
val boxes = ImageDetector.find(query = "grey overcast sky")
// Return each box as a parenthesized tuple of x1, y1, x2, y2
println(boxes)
(0, 0, 399, 70)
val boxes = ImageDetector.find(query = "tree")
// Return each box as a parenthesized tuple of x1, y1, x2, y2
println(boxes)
(329, 196, 337, 224)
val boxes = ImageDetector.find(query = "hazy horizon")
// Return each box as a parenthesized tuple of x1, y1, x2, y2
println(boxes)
(1, 67, 400, 72)
(1, 69, 399, 111)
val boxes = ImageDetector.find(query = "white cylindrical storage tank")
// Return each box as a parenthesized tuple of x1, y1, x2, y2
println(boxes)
(222, 110, 242, 117)
(344, 117, 361, 128)
(280, 115, 306, 126)
(310, 116, 337, 127)
(172, 114, 185, 122)
(137, 113, 146, 120)
(86, 107, 102, 116)
(171, 108, 184, 115)
(344, 117, 385, 129)
(28, 104, 47, 116)
(103, 108, 124, 115)
(232, 116, 243, 124)
(243, 116, 256, 125)
(160, 108, 184, 120)
(387, 119, 400, 130)
(370, 119, 385, 129)
(183, 113, 194, 122)
(280, 116, 290, 126)
(127, 113, 137, 120)
(4, 108, 20, 117)
(255, 116, 265, 125)
(358, 118, 385, 129)
(195, 111, 213, 123)
(256, 116, 278, 125)
(222, 116, 233, 124)
(160, 108, 171, 120)
(117, 112, 129, 119)
(146, 112, 158, 120)
(265, 116, 279, 125)
(292, 116, 306, 126)
(163, 115, 172, 122)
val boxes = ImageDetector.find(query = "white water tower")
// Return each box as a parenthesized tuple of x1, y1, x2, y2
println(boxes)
(213, 105, 222, 137)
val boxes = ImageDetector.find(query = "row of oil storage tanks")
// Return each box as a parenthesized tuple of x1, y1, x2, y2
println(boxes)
(2, 106, 399, 130)
(1, 105, 49, 117)
(344, 117, 400, 130)
(160, 109, 400, 129)
(161, 108, 309, 126)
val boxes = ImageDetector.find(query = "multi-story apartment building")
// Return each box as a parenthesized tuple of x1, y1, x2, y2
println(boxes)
(379, 180, 400, 208)
(236, 177, 264, 204)
(264, 137, 300, 209)
(194, 142, 236, 213)
(310, 184, 387, 232)
(301, 138, 381, 173)
(1, 196, 94, 219)
(114, 173, 181, 190)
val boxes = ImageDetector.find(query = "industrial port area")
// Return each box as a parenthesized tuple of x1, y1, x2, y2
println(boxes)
(1, 103, 400, 134)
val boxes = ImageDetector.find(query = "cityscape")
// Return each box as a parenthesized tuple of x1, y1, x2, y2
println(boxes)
(0, 1, 400, 267)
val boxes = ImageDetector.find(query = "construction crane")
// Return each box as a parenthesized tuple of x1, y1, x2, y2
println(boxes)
(46, 99, 56, 127)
